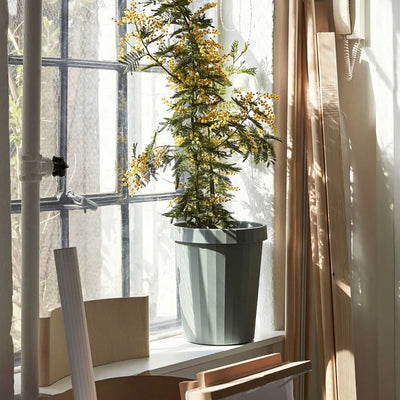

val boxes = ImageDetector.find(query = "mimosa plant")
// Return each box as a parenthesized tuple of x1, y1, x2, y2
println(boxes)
(116, 0, 280, 229)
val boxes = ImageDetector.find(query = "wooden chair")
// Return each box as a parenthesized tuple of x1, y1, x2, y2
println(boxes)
(38, 249, 309, 400)
(39, 297, 149, 386)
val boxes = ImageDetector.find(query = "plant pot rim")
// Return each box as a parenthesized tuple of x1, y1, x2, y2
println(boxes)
(171, 221, 267, 245)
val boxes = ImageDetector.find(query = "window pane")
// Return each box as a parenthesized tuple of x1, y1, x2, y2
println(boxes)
(68, 68, 118, 194)
(11, 211, 61, 354)
(68, 0, 118, 61)
(8, 0, 61, 58)
(69, 205, 122, 299)
(127, 72, 175, 194)
(9, 66, 60, 200)
(129, 201, 178, 329)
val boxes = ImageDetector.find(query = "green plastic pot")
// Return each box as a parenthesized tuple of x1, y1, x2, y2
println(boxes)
(171, 221, 267, 345)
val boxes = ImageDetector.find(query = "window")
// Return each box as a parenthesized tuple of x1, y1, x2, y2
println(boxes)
(9, 0, 278, 364)
(9, 0, 180, 362)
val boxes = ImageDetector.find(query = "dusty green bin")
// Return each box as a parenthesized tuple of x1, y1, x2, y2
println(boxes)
(172, 221, 267, 345)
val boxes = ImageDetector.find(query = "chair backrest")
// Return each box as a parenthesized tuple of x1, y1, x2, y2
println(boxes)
(39, 296, 149, 386)
(37, 375, 185, 400)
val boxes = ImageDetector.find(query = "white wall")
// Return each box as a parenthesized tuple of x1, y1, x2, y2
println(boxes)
(336, 0, 399, 398)
(219, 0, 285, 333)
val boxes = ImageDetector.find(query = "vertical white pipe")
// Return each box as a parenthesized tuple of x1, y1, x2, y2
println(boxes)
(54, 248, 97, 400)
(0, 1, 14, 399)
(20, 1, 43, 399)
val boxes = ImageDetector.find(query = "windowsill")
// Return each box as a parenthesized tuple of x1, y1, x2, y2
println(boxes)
(14, 330, 284, 396)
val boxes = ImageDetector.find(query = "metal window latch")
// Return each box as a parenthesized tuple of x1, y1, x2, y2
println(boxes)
(56, 190, 98, 213)
(20, 155, 69, 181)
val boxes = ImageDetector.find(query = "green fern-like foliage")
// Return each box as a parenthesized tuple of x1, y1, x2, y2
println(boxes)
(116, 0, 280, 228)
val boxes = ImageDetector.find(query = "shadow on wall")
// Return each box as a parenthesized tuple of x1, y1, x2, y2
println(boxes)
(235, 164, 283, 331)
(218, 0, 281, 333)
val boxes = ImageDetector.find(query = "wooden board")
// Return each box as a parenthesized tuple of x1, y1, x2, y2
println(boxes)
(186, 361, 311, 400)
(304, 1, 338, 398)
(180, 380, 199, 400)
(39, 297, 149, 386)
(196, 353, 282, 388)
(317, 32, 357, 400)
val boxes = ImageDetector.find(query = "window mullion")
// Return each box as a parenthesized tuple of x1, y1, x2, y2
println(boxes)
(119, 67, 130, 296)
(117, 0, 130, 297)
(60, 0, 69, 247)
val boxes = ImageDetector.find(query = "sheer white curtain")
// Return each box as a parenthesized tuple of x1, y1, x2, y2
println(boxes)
(0, 0, 14, 398)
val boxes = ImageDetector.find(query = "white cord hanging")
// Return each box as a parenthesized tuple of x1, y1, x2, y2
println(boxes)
(219, 0, 253, 43)
(343, 37, 362, 81)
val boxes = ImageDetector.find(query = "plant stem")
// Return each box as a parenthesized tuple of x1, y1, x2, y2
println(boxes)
(134, 22, 183, 84)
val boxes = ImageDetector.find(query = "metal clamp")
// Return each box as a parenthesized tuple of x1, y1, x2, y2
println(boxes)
(56, 191, 98, 212)
(20, 155, 68, 182)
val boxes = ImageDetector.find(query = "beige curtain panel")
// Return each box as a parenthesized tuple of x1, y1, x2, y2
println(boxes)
(0, 0, 14, 399)
(285, 1, 357, 400)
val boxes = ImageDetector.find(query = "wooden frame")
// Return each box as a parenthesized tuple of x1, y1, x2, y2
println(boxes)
(181, 353, 311, 400)
(317, 32, 357, 399)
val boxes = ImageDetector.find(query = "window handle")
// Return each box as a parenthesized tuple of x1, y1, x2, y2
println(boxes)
(56, 190, 98, 212)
